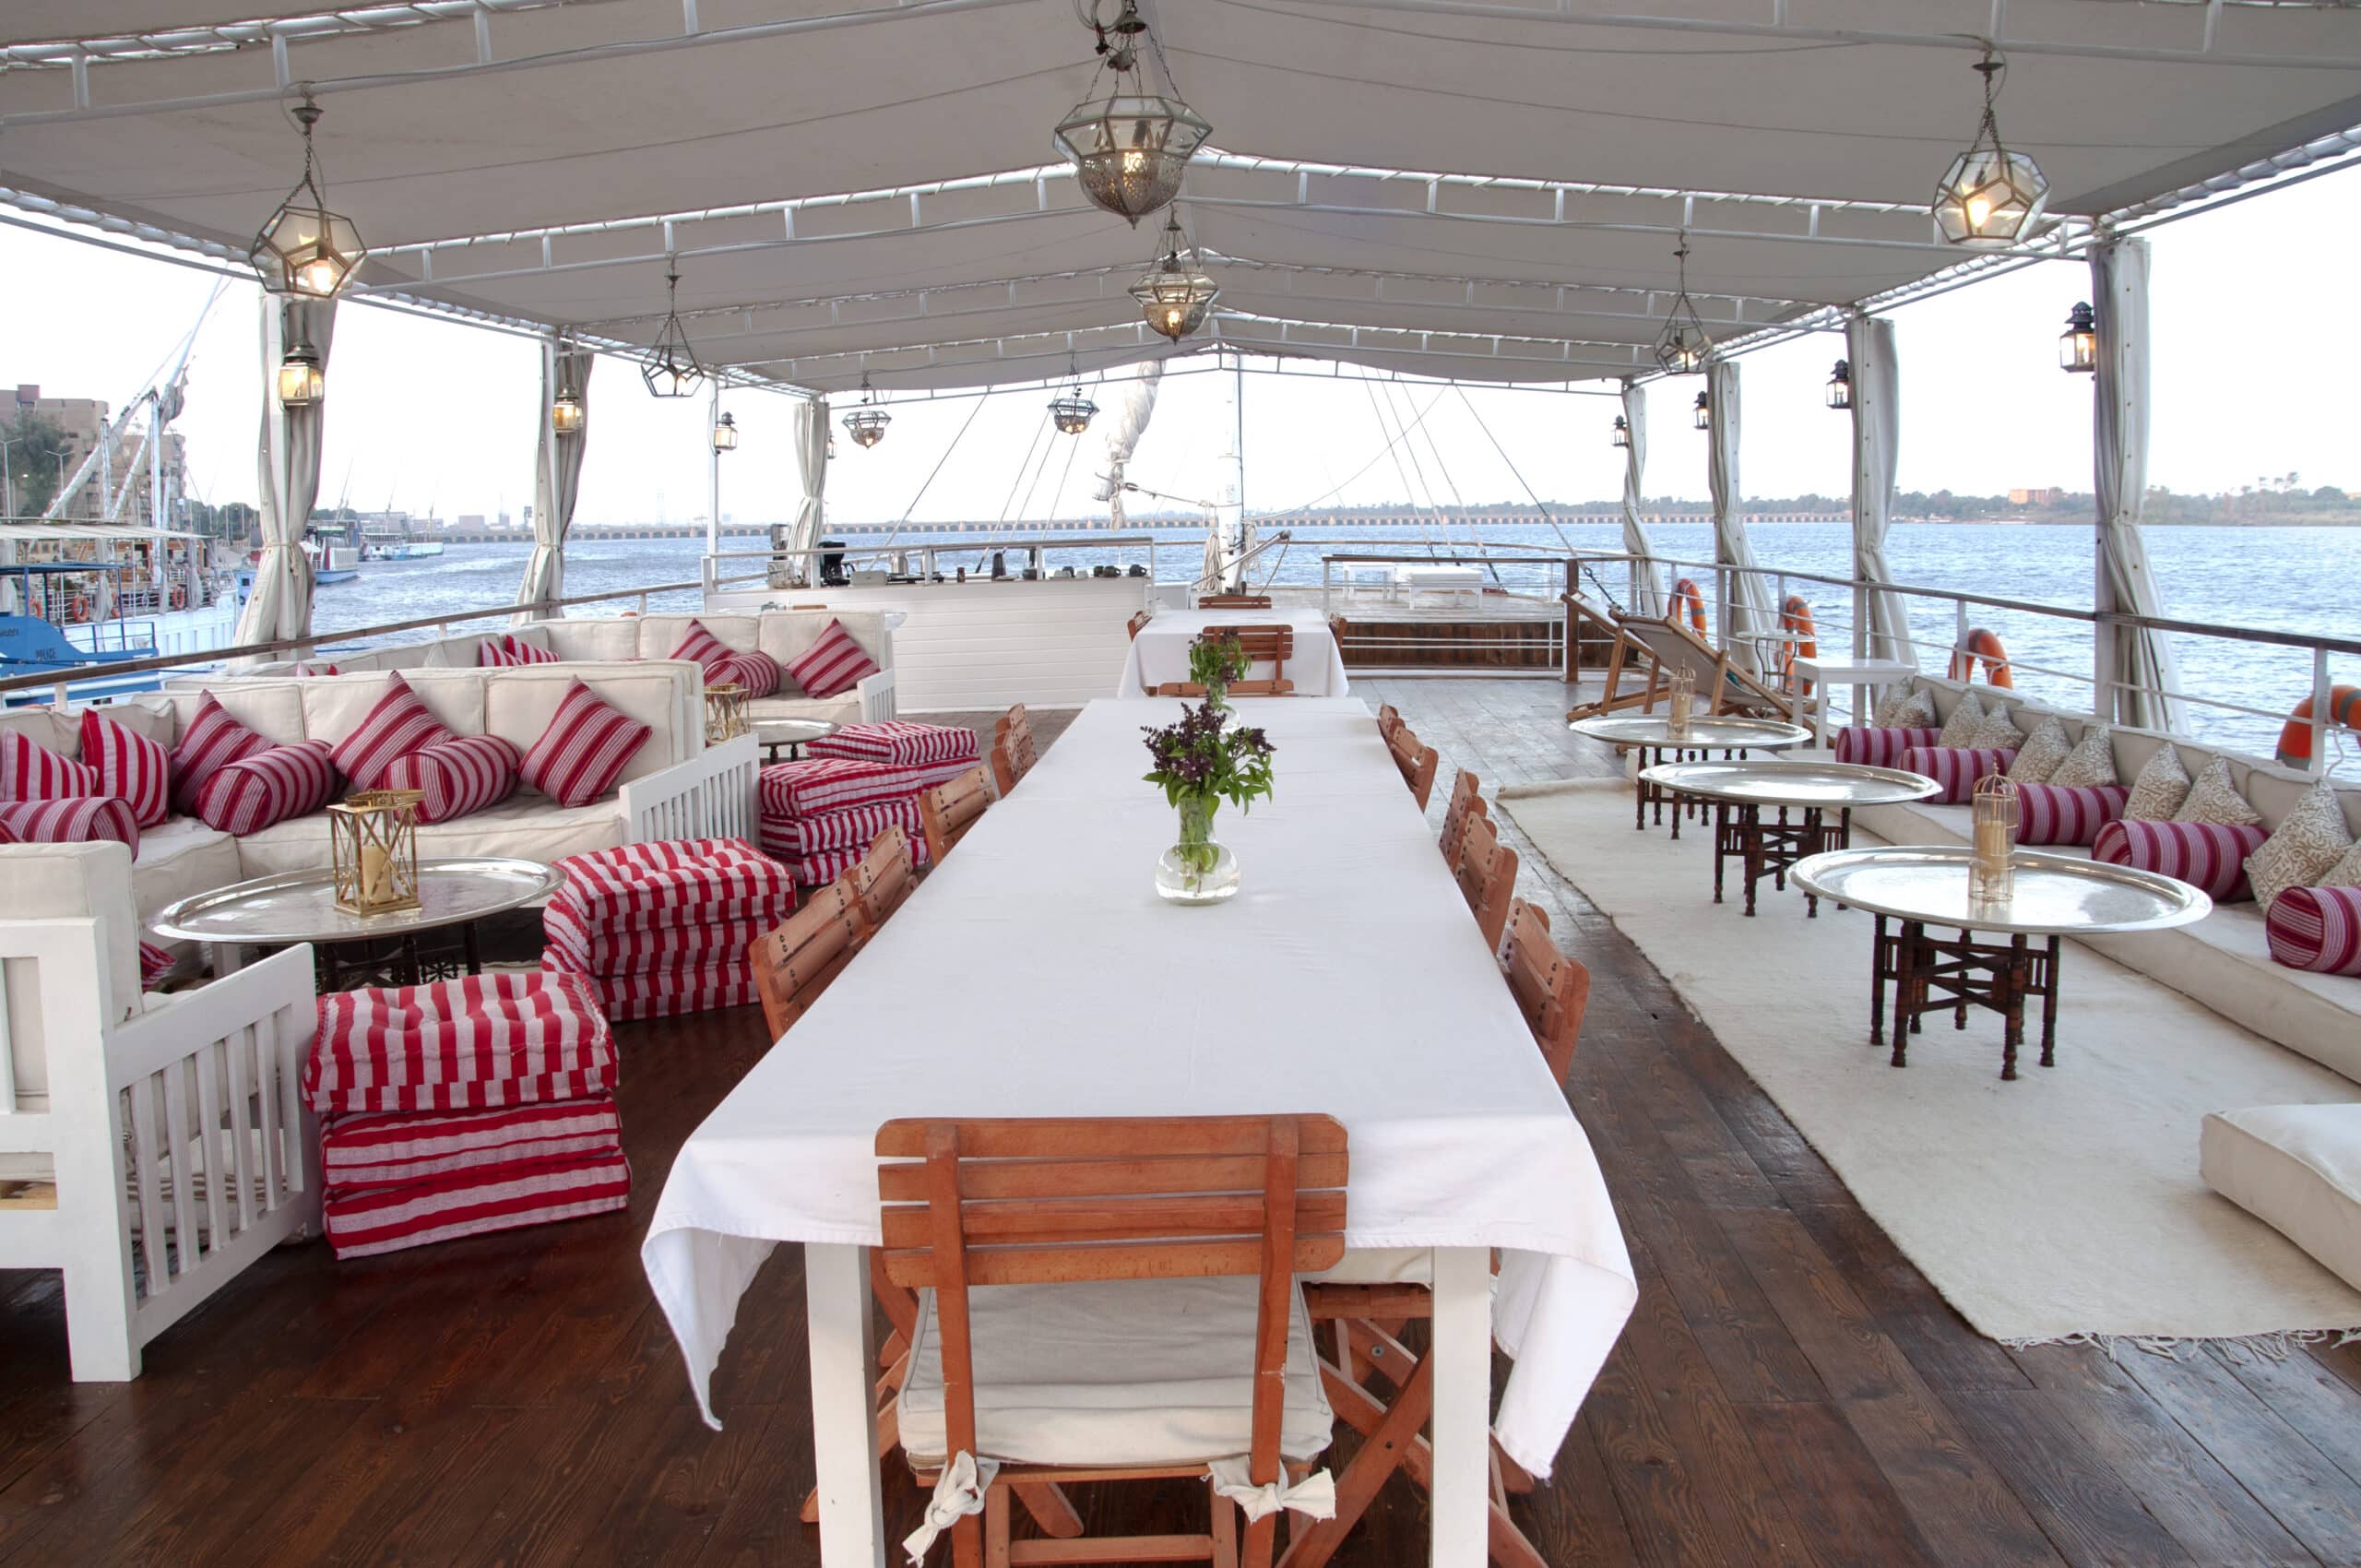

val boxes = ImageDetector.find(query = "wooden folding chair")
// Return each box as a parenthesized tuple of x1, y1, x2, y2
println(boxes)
(1500, 899, 1591, 1086)
(849, 824, 918, 928)
(1593, 612, 1800, 724)
(1453, 813, 1518, 955)
(1438, 769, 1487, 871)
(1197, 592, 1273, 609)
(1127, 610, 1154, 639)
(878, 1115, 1349, 1568)
(1386, 724, 1439, 811)
(990, 705, 1038, 795)
(750, 876, 868, 1040)
(919, 766, 991, 864)
(1222, 624, 1297, 696)
(1374, 704, 1403, 744)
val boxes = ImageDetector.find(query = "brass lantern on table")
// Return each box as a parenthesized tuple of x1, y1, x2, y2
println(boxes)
(705, 682, 750, 743)
(329, 789, 424, 915)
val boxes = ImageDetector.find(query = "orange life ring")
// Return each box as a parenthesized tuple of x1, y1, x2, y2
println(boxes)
(1667, 577, 1708, 636)
(69, 594, 88, 622)
(170, 583, 187, 611)
(1779, 595, 1818, 695)
(2277, 685, 2361, 768)
(1949, 626, 2013, 688)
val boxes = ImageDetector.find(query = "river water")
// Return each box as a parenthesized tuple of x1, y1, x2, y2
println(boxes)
(310, 522, 2361, 761)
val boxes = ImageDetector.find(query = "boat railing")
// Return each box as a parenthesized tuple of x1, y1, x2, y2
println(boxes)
(702, 534, 1168, 595)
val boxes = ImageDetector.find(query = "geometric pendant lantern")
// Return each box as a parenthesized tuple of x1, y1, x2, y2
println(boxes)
(1652, 239, 1713, 375)
(1933, 52, 2049, 248)
(1052, 0, 1211, 226)
(1132, 214, 1221, 340)
(250, 95, 366, 299)
(642, 260, 706, 398)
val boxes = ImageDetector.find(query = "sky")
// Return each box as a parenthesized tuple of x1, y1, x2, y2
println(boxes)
(3, 161, 2354, 528)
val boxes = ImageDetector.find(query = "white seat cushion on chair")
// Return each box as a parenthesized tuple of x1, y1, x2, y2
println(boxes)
(897, 1275, 1335, 1469)
(1309, 1247, 1434, 1286)
(2201, 1105, 2361, 1293)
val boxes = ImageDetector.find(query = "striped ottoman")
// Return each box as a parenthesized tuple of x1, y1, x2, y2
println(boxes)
(321, 1146, 631, 1259)
(541, 837, 796, 1019)
(307, 969, 617, 1117)
(759, 795, 931, 881)
(808, 720, 980, 769)
(759, 755, 975, 878)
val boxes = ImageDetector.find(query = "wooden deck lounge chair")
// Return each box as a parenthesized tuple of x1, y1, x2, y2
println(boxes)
(1567, 606, 1800, 725)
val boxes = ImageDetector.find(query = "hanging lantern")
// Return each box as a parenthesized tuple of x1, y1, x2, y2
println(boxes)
(552, 386, 586, 436)
(1132, 214, 1220, 340)
(1610, 415, 1631, 449)
(713, 410, 740, 452)
(277, 339, 326, 408)
(642, 260, 705, 398)
(2058, 301, 2097, 374)
(1653, 239, 1714, 375)
(1933, 52, 2049, 247)
(328, 789, 423, 915)
(1692, 391, 1711, 431)
(1825, 358, 1853, 411)
(1049, 353, 1097, 434)
(842, 375, 892, 448)
(1052, 0, 1212, 226)
(251, 96, 366, 299)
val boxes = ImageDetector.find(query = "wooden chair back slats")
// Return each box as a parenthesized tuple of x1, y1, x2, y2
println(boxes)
(1387, 725, 1440, 811)
(1501, 899, 1592, 1085)
(849, 825, 917, 928)
(918, 767, 991, 863)
(1197, 593, 1273, 610)
(1439, 769, 1486, 869)
(990, 706, 1038, 795)
(750, 878, 867, 1038)
(1453, 813, 1519, 954)
(1375, 704, 1401, 741)
(1127, 610, 1153, 640)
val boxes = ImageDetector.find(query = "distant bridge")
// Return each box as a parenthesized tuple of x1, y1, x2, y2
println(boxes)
(428, 510, 1849, 545)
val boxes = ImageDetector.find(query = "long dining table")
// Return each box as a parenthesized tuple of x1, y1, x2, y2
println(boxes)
(641, 696, 1635, 1567)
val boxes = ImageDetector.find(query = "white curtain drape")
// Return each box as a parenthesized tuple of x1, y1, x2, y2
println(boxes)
(1093, 362, 1164, 530)
(2092, 236, 2186, 733)
(1707, 362, 1775, 673)
(515, 340, 594, 621)
(1846, 315, 1916, 671)
(1618, 381, 1664, 616)
(232, 293, 335, 659)
(782, 395, 829, 578)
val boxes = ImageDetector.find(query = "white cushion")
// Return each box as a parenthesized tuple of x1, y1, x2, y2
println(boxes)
(536, 618, 642, 662)
(298, 667, 486, 745)
(636, 612, 762, 659)
(131, 817, 243, 921)
(415, 795, 625, 865)
(897, 1275, 1334, 1468)
(148, 682, 308, 747)
(2201, 1105, 2361, 1294)
(1, 842, 142, 1111)
(1308, 1247, 1434, 1286)
(0, 707, 81, 758)
(479, 663, 699, 789)
(744, 692, 865, 728)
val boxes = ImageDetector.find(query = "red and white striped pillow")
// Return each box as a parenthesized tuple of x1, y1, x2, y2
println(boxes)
(383, 734, 521, 824)
(783, 618, 880, 698)
(2093, 819, 2270, 902)
(519, 680, 652, 808)
(2266, 885, 2361, 976)
(306, 968, 616, 1117)
(1897, 746, 2021, 805)
(810, 720, 980, 768)
(321, 1146, 631, 1258)
(194, 740, 339, 835)
(667, 621, 735, 677)
(710, 648, 783, 699)
(2016, 784, 2130, 848)
(330, 672, 457, 790)
(79, 708, 171, 827)
(0, 729, 99, 802)
(139, 940, 175, 989)
(0, 795, 141, 854)
(478, 635, 561, 668)
(1832, 726, 1941, 770)
(169, 694, 271, 814)
(320, 1096, 623, 1187)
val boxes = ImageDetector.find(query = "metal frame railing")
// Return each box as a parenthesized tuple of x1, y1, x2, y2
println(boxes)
(701, 534, 1165, 594)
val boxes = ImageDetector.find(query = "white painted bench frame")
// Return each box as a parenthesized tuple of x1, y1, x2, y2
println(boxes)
(0, 926, 318, 1381)
(622, 732, 760, 846)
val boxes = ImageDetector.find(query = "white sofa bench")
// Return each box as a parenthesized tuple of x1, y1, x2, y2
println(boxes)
(1, 840, 320, 1380)
(1841, 675, 2361, 1080)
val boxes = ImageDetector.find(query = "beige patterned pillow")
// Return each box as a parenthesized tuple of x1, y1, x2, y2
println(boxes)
(1888, 686, 1939, 728)
(2048, 725, 2119, 789)
(1871, 681, 1918, 726)
(2174, 756, 2263, 826)
(2317, 837, 2361, 889)
(2007, 716, 2074, 783)
(2123, 744, 2192, 821)
(1936, 686, 1986, 749)
(1966, 705, 2024, 752)
(2244, 783, 2356, 910)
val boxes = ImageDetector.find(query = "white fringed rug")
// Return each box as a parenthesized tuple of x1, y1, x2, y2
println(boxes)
(1502, 778, 2361, 1346)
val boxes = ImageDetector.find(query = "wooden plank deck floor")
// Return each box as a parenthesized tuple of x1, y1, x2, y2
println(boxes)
(6, 682, 2360, 1566)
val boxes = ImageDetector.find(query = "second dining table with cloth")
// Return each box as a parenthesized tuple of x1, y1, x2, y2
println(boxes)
(1118, 606, 1351, 696)
(641, 696, 1634, 1567)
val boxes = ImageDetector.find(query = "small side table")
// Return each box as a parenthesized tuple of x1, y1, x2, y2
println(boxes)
(1790, 657, 1919, 745)
(1635, 761, 1940, 917)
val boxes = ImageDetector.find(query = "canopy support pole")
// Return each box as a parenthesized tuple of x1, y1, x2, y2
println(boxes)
(706, 381, 722, 584)
(1845, 314, 1916, 682)
(2089, 234, 2185, 732)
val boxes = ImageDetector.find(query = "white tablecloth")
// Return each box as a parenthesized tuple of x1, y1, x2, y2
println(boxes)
(641, 697, 1634, 1478)
(1118, 608, 1349, 697)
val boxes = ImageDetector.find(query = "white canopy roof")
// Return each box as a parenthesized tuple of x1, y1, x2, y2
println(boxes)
(5, 0, 2359, 391)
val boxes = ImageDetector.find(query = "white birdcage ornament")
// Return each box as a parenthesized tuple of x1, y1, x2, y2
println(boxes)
(329, 789, 424, 915)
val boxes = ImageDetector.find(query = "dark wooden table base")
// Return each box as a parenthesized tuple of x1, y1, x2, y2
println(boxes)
(1712, 802, 1852, 917)
(1633, 744, 1750, 838)
(306, 921, 483, 991)
(1870, 914, 2062, 1080)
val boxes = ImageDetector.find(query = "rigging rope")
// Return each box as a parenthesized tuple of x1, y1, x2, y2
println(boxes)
(877, 393, 988, 554)
(1453, 385, 1625, 613)
(1395, 382, 1501, 586)
(1360, 381, 1446, 564)
(1263, 387, 1446, 518)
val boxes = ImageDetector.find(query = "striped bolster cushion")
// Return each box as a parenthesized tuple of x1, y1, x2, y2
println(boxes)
(384, 734, 521, 824)
(710, 649, 783, 699)
(782, 618, 880, 698)
(305, 969, 616, 1116)
(0, 795, 141, 854)
(542, 912, 777, 978)
(2265, 885, 2361, 976)
(330, 672, 457, 790)
(321, 1148, 631, 1259)
(194, 741, 338, 834)
(759, 755, 975, 816)
(2016, 784, 2130, 848)
(809, 720, 980, 768)
(760, 796, 930, 861)
(168, 694, 270, 814)
(320, 1096, 623, 1188)
(1897, 746, 2021, 804)
(139, 940, 175, 989)
(80, 709, 171, 827)
(2093, 820, 2271, 902)
(1833, 726, 1942, 770)
(520, 680, 653, 808)
(0, 728, 99, 801)
(545, 837, 794, 936)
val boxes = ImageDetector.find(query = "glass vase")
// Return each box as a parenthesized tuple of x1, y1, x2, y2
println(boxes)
(1156, 795, 1240, 905)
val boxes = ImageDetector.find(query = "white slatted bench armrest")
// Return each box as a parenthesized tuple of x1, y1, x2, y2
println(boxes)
(622, 732, 760, 845)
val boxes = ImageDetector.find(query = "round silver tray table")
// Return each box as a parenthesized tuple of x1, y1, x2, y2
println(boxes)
(1633, 760, 1940, 917)
(149, 857, 564, 990)
(753, 719, 839, 763)
(1569, 714, 1814, 837)
(1790, 846, 2211, 1079)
